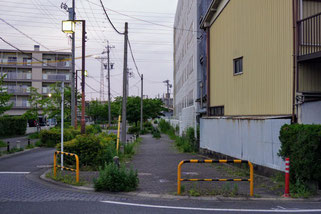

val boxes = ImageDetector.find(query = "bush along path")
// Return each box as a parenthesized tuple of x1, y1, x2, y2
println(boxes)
(46, 132, 141, 193)
(129, 132, 287, 198)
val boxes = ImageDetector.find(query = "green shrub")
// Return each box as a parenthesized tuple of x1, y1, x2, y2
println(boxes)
(153, 120, 158, 124)
(128, 126, 140, 135)
(94, 163, 139, 192)
(59, 133, 117, 169)
(0, 116, 27, 137)
(28, 132, 39, 139)
(40, 128, 80, 147)
(0, 140, 6, 147)
(152, 127, 161, 139)
(85, 124, 102, 134)
(278, 124, 321, 195)
(143, 121, 153, 129)
(158, 119, 171, 133)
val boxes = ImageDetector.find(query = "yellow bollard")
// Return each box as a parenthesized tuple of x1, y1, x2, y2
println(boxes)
(249, 161, 254, 196)
(177, 161, 184, 195)
(116, 115, 121, 154)
(75, 154, 79, 183)
(53, 152, 57, 178)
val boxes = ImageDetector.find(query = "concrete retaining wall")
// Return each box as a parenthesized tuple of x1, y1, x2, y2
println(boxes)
(298, 100, 321, 124)
(200, 117, 291, 171)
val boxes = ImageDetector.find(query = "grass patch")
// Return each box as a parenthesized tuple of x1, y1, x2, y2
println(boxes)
(28, 132, 40, 139)
(26, 144, 35, 149)
(7, 148, 24, 154)
(46, 169, 86, 186)
(0, 140, 6, 147)
(120, 137, 142, 162)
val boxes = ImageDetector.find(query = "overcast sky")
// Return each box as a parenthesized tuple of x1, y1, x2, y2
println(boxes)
(0, 0, 178, 100)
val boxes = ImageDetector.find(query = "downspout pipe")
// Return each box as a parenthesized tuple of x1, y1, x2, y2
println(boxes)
(206, 27, 210, 116)
(292, 0, 298, 124)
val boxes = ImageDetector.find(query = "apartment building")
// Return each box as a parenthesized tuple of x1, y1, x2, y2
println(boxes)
(173, 0, 212, 134)
(0, 45, 71, 115)
(200, 0, 321, 171)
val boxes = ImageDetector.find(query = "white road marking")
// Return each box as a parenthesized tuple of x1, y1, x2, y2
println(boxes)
(0, 172, 30, 174)
(100, 200, 321, 213)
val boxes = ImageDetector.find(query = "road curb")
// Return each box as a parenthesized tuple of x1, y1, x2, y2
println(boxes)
(39, 170, 321, 202)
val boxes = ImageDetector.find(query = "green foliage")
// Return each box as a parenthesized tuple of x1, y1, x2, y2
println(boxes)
(0, 116, 27, 137)
(60, 133, 117, 169)
(278, 124, 321, 195)
(23, 87, 49, 121)
(128, 126, 140, 135)
(28, 132, 39, 139)
(94, 163, 139, 192)
(8, 147, 23, 154)
(0, 74, 12, 115)
(85, 124, 102, 134)
(0, 140, 6, 147)
(39, 127, 80, 147)
(46, 170, 86, 186)
(158, 119, 197, 153)
(152, 127, 161, 139)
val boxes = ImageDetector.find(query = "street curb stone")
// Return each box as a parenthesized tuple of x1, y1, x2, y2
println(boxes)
(0, 147, 41, 160)
(39, 170, 321, 202)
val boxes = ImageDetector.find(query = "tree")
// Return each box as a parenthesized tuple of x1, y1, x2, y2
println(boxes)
(23, 87, 49, 120)
(0, 75, 12, 115)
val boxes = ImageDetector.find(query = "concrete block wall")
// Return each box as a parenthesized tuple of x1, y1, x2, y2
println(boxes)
(200, 117, 291, 171)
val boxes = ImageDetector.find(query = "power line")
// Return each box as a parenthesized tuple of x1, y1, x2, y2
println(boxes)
(0, 18, 52, 51)
(99, 0, 123, 35)
(127, 38, 141, 77)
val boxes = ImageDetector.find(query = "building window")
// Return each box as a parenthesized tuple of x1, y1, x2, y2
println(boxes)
(8, 57, 17, 64)
(23, 58, 32, 66)
(233, 57, 243, 75)
(209, 106, 224, 116)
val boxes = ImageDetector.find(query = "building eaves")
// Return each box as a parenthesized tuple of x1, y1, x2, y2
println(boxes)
(200, 0, 224, 29)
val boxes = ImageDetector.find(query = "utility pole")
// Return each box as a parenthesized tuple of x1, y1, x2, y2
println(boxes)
(99, 57, 104, 102)
(140, 74, 143, 131)
(106, 42, 114, 128)
(65, 1, 76, 128)
(81, 20, 86, 134)
(61, 81, 64, 170)
(163, 80, 172, 108)
(121, 22, 128, 143)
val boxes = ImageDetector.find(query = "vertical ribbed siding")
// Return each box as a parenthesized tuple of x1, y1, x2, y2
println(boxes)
(210, 0, 293, 116)
(299, 62, 321, 92)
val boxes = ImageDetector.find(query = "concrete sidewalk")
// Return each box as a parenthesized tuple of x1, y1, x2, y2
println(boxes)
(130, 134, 284, 198)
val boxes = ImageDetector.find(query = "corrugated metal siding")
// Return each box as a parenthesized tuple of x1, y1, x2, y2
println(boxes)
(299, 62, 321, 92)
(302, 0, 321, 19)
(209, 0, 293, 116)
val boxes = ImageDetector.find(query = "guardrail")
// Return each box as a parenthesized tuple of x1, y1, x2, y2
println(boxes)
(54, 151, 79, 183)
(177, 159, 254, 196)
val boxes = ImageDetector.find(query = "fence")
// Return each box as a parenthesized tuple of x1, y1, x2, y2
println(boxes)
(177, 159, 254, 196)
(53, 151, 79, 183)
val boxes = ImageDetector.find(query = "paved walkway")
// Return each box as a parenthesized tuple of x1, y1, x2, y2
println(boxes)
(130, 134, 283, 197)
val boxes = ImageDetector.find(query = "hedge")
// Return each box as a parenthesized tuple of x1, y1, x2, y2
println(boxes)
(279, 124, 321, 185)
(0, 116, 27, 137)
(40, 128, 80, 147)
(59, 133, 117, 169)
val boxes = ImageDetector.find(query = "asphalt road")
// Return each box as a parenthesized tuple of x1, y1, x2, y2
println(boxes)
(0, 148, 321, 214)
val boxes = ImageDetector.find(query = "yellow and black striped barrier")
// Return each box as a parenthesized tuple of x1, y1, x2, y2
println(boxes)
(54, 151, 79, 183)
(177, 159, 254, 196)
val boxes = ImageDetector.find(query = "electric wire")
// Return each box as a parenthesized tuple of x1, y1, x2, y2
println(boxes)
(127, 38, 141, 77)
(99, 0, 124, 35)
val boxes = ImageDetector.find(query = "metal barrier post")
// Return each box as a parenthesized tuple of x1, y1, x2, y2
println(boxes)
(177, 159, 254, 196)
(177, 161, 184, 195)
(75, 154, 79, 183)
(283, 158, 290, 197)
(249, 161, 254, 197)
(53, 152, 57, 178)
(116, 115, 121, 154)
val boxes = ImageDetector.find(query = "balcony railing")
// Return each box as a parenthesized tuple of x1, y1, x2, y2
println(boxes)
(3, 73, 32, 80)
(43, 74, 70, 81)
(298, 12, 321, 57)
(6, 87, 31, 94)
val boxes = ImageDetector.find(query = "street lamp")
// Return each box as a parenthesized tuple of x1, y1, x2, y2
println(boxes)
(48, 93, 52, 98)
(62, 19, 86, 134)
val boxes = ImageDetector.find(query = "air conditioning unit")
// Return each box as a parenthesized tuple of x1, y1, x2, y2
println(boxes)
(66, 75, 70, 80)
(26, 87, 30, 93)
(26, 73, 31, 79)
(43, 74, 47, 79)
(43, 87, 48, 93)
